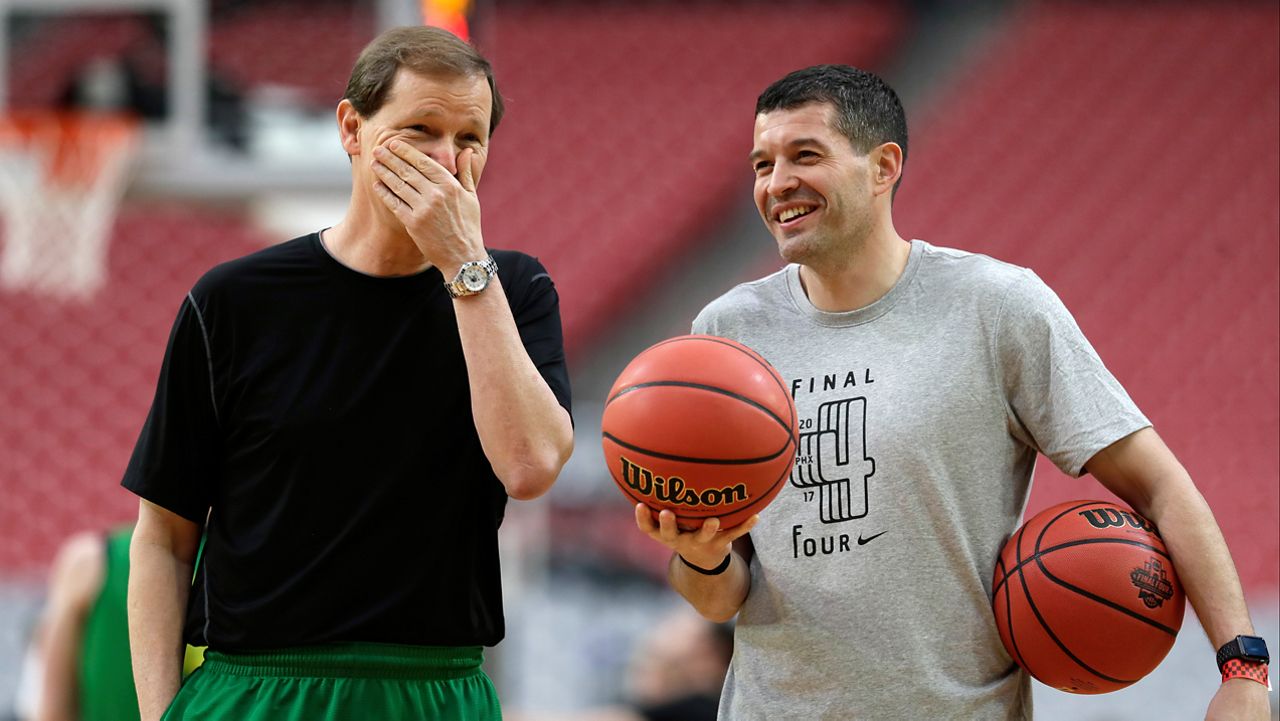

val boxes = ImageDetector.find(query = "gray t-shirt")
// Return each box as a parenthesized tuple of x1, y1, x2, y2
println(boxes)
(692, 240, 1149, 720)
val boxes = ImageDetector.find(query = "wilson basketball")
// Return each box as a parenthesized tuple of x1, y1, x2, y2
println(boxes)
(992, 500, 1185, 694)
(601, 335, 797, 531)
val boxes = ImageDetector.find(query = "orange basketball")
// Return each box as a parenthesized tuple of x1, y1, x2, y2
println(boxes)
(602, 335, 797, 530)
(992, 500, 1185, 694)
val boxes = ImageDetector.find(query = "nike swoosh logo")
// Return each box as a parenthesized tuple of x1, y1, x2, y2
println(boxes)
(857, 531, 887, 546)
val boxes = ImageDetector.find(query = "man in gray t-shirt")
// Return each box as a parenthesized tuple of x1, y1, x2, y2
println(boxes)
(633, 65, 1269, 720)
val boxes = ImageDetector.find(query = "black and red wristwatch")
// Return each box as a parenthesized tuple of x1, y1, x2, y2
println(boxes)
(1216, 635, 1270, 688)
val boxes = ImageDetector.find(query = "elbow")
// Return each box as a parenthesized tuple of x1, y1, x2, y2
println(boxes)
(699, 605, 740, 624)
(504, 472, 555, 501)
(498, 443, 572, 502)
(693, 587, 746, 623)
(494, 418, 574, 501)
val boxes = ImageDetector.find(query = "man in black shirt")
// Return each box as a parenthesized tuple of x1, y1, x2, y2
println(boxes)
(124, 26, 574, 721)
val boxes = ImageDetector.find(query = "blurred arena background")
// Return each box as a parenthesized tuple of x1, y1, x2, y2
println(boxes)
(0, 0, 1275, 718)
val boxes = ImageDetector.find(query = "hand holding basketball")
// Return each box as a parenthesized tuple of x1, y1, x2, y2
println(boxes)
(634, 503, 758, 571)
(602, 335, 797, 531)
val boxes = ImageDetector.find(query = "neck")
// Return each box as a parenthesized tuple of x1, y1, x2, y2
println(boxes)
(324, 196, 431, 277)
(798, 220, 910, 313)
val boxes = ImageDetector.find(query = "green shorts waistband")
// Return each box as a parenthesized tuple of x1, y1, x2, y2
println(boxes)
(202, 643, 484, 680)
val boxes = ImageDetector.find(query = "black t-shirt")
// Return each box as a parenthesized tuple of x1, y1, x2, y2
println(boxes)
(122, 233, 571, 650)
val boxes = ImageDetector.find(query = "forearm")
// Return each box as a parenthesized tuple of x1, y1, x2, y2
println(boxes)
(128, 506, 198, 721)
(1132, 480, 1253, 647)
(453, 277, 573, 499)
(1129, 473, 1271, 717)
(1091, 430, 1255, 646)
(1090, 428, 1268, 718)
(638, 508, 756, 623)
(668, 550, 751, 624)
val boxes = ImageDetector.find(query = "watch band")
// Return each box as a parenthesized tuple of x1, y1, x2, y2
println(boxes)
(1221, 659, 1270, 689)
(444, 255, 498, 298)
(1216, 635, 1270, 672)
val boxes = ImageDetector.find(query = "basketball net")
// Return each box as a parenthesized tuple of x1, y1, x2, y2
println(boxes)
(0, 111, 139, 299)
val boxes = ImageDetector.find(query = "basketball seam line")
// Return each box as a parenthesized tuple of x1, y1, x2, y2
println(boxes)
(607, 380, 792, 434)
(700, 336, 796, 430)
(648, 444, 795, 517)
(1033, 503, 1178, 637)
(1018, 553, 1137, 686)
(1033, 553, 1180, 637)
(1007, 502, 1160, 686)
(619, 335, 796, 430)
(999, 537, 1173, 582)
(603, 431, 793, 465)
(620, 439, 794, 519)
(1001, 500, 1110, 600)
(1005, 523, 1034, 678)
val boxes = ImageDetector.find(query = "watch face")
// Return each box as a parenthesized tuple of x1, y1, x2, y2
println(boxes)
(461, 265, 489, 291)
(1239, 636, 1270, 659)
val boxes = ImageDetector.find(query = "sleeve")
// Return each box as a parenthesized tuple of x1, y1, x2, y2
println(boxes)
(691, 293, 732, 336)
(508, 257, 573, 418)
(120, 293, 220, 522)
(691, 306, 715, 335)
(995, 269, 1150, 477)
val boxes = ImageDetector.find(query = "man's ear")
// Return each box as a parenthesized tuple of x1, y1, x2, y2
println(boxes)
(336, 100, 363, 157)
(871, 142, 904, 197)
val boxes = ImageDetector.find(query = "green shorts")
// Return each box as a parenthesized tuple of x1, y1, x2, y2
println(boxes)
(162, 643, 500, 720)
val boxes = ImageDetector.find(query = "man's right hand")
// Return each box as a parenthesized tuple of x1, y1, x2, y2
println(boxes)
(634, 503, 757, 571)
(371, 141, 486, 276)
(636, 504, 757, 623)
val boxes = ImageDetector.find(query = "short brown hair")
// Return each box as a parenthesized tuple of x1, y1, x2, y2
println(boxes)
(343, 26, 505, 135)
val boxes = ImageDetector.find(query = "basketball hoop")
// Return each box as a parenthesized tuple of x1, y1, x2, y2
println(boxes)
(0, 111, 139, 299)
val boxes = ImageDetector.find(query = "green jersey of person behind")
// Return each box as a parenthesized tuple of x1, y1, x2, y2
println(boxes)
(78, 526, 139, 721)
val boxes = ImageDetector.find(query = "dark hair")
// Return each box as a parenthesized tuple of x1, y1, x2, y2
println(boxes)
(343, 26, 505, 135)
(757, 64, 907, 189)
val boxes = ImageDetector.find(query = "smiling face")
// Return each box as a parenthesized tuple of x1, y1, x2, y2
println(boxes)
(339, 67, 492, 223)
(751, 102, 876, 269)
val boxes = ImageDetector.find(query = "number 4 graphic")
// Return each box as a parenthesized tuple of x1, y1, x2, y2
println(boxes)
(790, 397, 875, 524)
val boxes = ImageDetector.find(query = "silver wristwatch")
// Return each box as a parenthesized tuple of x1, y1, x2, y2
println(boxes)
(444, 255, 498, 298)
